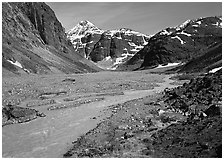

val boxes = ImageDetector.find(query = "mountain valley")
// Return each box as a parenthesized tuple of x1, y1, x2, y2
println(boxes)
(2, 2, 222, 158)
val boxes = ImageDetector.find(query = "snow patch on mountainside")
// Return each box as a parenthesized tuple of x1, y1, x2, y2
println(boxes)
(120, 28, 152, 39)
(159, 29, 173, 35)
(209, 66, 222, 73)
(192, 24, 199, 27)
(104, 56, 112, 61)
(94, 52, 135, 70)
(131, 46, 144, 52)
(196, 21, 202, 25)
(7, 60, 23, 68)
(212, 21, 222, 27)
(156, 62, 181, 69)
(113, 52, 134, 66)
(171, 36, 185, 44)
(176, 19, 191, 31)
(177, 31, 192, 37)
(103, 28, 152, 39)
(7, 60, 30, 73)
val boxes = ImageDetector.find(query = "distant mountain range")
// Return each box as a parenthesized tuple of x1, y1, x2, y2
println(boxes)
(67, 20, 152, 69)
(2, 2, 222, 75)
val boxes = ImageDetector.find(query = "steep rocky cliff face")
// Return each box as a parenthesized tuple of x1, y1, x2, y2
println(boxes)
(2, 2, 100, 76)
(118, 16, 222, 72)
(67, 21, 151, 69)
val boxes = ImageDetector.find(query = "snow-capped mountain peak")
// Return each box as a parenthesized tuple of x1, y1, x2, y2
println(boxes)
(158, 19, 193, 36)
(176, 19, 192, 31)
(66, 20, 104, 48)
(66, 20, 103, 38)
(79, 20, 93, 26)
(66, 20, 155, 69)
(158, 16, 222, 36)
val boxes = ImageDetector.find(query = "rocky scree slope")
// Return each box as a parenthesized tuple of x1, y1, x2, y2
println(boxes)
(67, 20, 151, 69)
(2, 2, 100, 75)
(118, 16, 222, 72)
(150, 69, 222, 157)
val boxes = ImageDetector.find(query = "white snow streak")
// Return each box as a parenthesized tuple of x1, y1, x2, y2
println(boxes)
(177, 31, 191, 37)
(171, 36, 185, 44)
(192, 24, 199, 27)
(104, 56, 112, 61)
(7, 60, 23, 68)
(159, 29, 172, 35)
(128, 42, 137, 46)
(130, 48, 139, 52)
(176, 19, 191, 30)
(209, 67, 222, 73)
(156, 62, 181, 69)
(115, 36, 122, 39)
(7, 60, 30, 73)
(196, 21, 202, 25)
(113, 52, 134, 66)
(212, 22, 222, 27)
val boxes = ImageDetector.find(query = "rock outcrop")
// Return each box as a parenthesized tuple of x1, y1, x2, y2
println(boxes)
(2, 104, 46, 126)
(149, 70, 222, 158)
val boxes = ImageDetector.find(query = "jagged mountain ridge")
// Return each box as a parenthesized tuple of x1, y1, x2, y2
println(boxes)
(66, 20, 104, 52)
(118, 16, 222, 72)
(2, 2, 100, 76)
(67, 20, 152, 69)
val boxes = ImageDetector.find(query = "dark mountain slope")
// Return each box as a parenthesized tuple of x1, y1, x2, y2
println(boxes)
(118, 16, 222, 72)
(2, 2, 100, 75)
(178, 43, 222, 73)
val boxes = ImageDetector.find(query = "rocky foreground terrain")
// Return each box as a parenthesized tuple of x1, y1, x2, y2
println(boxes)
(2, 70, 175, 158)
(63, 70, 222, 158)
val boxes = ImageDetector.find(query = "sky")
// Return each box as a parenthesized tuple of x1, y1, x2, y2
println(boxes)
(47, 2, 222, 35)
